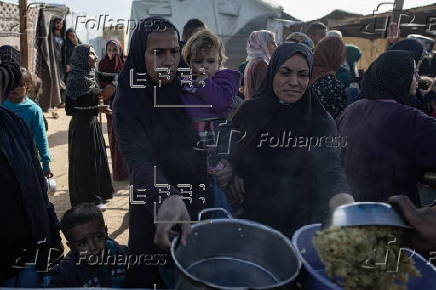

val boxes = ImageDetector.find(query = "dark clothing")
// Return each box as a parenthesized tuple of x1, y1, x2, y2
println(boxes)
(389, 39, 424, 63)
(0, 45, 21, 101)
(312, 75, 348, 119)
(361, 50, 415, 105)
(337, 99, 436, 206)
(112, 16, 211, 288)
(232, 43, 349, 236)
(66, 91, 113, 206)
(0, 107, 61, 283)
(46, 239, 127, 288)
(420, 56, 436, 77)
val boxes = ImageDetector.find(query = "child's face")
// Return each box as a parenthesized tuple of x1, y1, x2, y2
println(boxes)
(9, 84, 26, 103)
(190, 48, 219, 78)
(66, 219, 108, 264)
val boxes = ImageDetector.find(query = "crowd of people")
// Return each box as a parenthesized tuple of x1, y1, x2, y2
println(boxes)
(1, 15, 436, 289)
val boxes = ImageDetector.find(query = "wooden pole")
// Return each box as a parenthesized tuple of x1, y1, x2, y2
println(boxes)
(19, 0, 29, 69)
(392, 0, 405, 25)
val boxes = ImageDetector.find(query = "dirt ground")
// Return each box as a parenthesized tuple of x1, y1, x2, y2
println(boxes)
(45, 109, 129, 250)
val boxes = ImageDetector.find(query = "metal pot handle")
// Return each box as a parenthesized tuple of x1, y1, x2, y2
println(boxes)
(198, 208, 233, 220)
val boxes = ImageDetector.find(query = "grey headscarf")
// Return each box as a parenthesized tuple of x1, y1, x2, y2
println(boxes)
(66, 44, 97, 100)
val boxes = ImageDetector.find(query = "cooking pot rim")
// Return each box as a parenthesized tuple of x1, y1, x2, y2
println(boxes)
(170, 217, 302, 290)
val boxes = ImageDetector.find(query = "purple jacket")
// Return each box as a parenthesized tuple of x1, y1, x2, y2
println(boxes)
(181, 69, 241, 119)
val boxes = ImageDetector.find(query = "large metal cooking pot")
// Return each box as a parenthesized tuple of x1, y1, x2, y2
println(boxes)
(171, 208, 301, 289)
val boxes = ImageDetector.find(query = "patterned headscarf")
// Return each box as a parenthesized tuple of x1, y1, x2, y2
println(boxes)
(0, 45, 21, 101)
(246, 30, 275, 63)
(66, 44, 97, 100)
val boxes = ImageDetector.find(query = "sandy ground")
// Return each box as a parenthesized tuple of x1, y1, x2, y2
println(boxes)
(45, 109, 129, 250)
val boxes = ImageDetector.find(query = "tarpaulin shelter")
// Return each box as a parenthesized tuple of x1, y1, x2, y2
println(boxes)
(129, 0, 286, 69)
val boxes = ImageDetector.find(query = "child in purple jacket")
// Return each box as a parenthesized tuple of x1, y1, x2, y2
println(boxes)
(181, 29, 241, 214)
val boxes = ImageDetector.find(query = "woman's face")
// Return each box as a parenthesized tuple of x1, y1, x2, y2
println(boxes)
(54, 19, 63, 31)
(107, 43, 120, 60)
(68, 32, 78, 45)
(410, 61, 418, 96)
(145, 29, 180, 85)
(273, 54, 310, 104)
(88, 47, 97, 68)
(267, 36, 278, 56)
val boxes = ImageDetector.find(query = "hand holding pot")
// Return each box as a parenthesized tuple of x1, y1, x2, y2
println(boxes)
(154, 195, 192, 249)
(389, 195, 436, 253)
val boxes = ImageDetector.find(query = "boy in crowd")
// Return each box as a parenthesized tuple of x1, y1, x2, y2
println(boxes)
(45, 203, 128, 287)
(2, 67, 52, 176)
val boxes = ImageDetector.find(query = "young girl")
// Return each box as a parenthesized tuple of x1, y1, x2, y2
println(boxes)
(2, 67, 52, 177)
(181, 29, 242, 213)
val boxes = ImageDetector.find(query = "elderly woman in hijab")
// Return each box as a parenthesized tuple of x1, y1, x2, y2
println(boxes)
(112, 17, 212, 288)
(98, 40, 128, 181)
(66, 44, 115, 210)
(231, 42, 353, 236)
(311, 36, 347, 119)
(389, 38, 433, 114)
(243, 30, 277, 99)
(337, 50, 436, 206)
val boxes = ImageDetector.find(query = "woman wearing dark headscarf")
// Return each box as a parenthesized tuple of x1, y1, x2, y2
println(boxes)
(66, 44, 114, 209)
(112, 17, 212, 287)
(311, 36, 347, 119)
(0, 45, 21, 102)
(98, 40, 128, 181)
(231, 42, 353, 236)
(64, 28, 81, 79)
(51, 17, 66, 108)
(389, 38, 433, 114)
(337, 50, 436, 206)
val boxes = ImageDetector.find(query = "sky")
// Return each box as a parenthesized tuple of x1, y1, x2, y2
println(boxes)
(3, 0, 436, 22)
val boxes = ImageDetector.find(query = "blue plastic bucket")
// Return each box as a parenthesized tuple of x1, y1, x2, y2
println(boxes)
(291, 224, 436, 290)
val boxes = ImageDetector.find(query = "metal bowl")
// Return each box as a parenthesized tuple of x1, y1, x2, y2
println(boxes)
(171, 208, 301, 289)
(324, 202, 412, 229)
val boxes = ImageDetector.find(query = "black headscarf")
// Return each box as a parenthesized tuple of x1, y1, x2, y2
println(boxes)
(64, 28, 81, 65)
(0, 45, 22, 100)
(233, 42, 331, 147)
(389, 38, 424, 63)
(360, 50, 415, 105)
(113, 17, 206, 200)
(66, 44, 97, 100)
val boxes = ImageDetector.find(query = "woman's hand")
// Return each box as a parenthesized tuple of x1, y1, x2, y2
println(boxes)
(100, 84, 116, 101)
(154, 195, 192, 249)
(98, 105, 112, 115)
(389, 195, 436, 253)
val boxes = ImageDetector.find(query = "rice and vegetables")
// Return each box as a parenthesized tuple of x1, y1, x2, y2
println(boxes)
(314, 226, 420, 290)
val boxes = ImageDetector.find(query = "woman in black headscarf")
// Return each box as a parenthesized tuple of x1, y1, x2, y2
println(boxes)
(337, 50, 436, 206)
(66, 44, 114, 209)
(64, 28, 81, 81)
(231, 42, 353, 236)
(112, 17, 212, 287)
(389, 38, 434, 114)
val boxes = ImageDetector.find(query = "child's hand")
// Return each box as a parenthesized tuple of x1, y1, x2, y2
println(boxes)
(44, 170, 54, 178)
